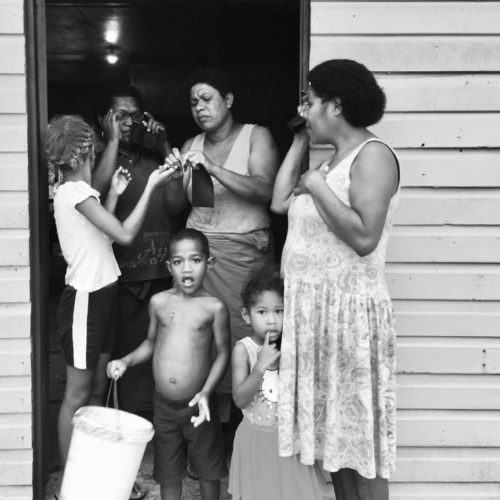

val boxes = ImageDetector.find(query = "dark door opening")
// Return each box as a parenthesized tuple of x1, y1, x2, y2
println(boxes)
(38, 0, 303, 493)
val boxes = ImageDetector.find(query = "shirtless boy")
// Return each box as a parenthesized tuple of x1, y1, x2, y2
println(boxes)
(107, 228, 230, 500)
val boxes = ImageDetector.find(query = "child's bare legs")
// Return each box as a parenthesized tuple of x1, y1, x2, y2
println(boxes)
(160, 481, 182, 500)
(199, 479, 220, 500)
(58, 353, 111, 467)
(330, 468, 388, 500)
(58, 366, 95, 466)
(89, 353, 111, 405)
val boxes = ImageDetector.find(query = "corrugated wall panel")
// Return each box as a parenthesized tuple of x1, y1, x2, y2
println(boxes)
(394, 300, 500, 337)
(311, 36, 500, 72)
(311, 149, 500, 187)
(312, 2, 500, 34)
(310, 0, 500, 494)
(0, 0, 33, 496)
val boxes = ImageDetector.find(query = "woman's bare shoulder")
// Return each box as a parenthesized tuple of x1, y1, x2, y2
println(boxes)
(181, 136, 196, 153)
(352, 140, 399, 195)
(354, 140, 398, 176)
(250, 124, 274, 143)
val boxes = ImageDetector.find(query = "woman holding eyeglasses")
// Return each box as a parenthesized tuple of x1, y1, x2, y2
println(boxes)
(163, 67, 280, 430)
(271, 59, 399, 500)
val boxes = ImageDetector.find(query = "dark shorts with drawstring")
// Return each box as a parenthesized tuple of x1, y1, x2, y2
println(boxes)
(153, 391, 227, 485)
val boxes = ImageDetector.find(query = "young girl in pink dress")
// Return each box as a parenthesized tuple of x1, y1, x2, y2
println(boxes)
(228, 273, 325, 500)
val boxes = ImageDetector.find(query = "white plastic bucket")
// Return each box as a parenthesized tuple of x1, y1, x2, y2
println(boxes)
(60, 405, 154, 500)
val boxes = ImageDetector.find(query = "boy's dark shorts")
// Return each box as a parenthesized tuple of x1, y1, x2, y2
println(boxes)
(57, 282, 118, 370)
(153, 391, 228, 486)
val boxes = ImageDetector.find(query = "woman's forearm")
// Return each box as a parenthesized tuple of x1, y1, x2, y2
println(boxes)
(209, 165, 273, 202)
(308, 178, 379, 256)
(271, 135, 309, 214)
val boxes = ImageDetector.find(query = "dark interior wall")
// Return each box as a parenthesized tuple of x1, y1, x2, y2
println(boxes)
(46, 0, 300, 257)
(43, 0, 300, 477)
(46, 1, 300, 156)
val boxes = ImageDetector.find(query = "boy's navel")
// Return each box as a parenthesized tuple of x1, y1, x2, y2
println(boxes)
(170, 377, 176, 384)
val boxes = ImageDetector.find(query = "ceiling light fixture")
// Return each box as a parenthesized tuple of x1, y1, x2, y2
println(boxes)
(106, 49, 118, 64)
(104, 19, 120, 45)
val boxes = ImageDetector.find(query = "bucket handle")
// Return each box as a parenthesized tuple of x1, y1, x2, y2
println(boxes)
(106, 377, 119, 409)
(105, 378, 123, 437)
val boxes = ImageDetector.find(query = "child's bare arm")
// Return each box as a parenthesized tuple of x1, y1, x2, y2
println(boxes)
(107, 296, 160, 379)
(232, 332, 280, 409)
(189, 301, 231, 427)
(77, 167, 174, 245)
(201, 301, 231, 395)
(104, 167, 132, 214)
(231, 343, 254, 409)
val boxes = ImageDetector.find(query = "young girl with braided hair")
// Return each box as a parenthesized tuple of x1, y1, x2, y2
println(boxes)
(46, 115, 178, 470)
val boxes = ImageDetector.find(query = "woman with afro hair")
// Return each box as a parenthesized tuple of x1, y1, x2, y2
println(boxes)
(272, 59, 400, 500)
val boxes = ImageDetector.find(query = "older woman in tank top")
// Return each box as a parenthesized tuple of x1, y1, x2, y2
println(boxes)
(164, 67, 280, 426)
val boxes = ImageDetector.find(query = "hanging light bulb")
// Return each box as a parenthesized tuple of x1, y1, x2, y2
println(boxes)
(106, 49, 118, 64)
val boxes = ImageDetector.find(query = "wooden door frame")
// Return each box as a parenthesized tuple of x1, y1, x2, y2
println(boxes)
(299, 0, 310, 171)
(300, 0, 310, 91)
(25, 0, 49, 497)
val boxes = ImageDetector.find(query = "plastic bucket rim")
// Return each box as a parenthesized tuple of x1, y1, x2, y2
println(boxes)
(72, 406, 154, 444)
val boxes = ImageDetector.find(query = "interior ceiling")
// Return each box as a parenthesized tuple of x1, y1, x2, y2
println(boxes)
(46, 0, 299, 84)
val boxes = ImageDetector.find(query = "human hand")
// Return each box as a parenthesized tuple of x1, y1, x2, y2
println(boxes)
(102, 109, 121, 142)
(292, 104, 310, 140)
(146, 164, 179, 189)
(142, 111, 166, 135)
(255, 332, 281, 373)
(161, 148, 184, 180)
(188, 392, 210, 428)
(182, 150, 217, 175)
(293, 166, 327, 196)
(106, 359, 128, 379)
(110, 167, 132, 196)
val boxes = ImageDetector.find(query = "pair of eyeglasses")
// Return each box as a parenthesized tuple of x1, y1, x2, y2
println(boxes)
(115, 110, 144, 123)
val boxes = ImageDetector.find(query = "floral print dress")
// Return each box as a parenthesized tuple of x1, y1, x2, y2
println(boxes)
(278, 139, 399, 479)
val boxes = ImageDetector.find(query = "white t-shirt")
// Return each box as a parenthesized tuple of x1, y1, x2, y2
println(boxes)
(53, 180, 121, 292)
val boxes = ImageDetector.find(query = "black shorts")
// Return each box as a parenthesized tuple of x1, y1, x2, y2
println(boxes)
(57, 283, 118, 370)
(153, 391, 228, 486)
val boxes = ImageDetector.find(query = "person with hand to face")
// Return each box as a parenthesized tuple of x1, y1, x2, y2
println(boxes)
(272, 59, 400, 500)
(91, 85, 185, 428)
(228, 273, 325, 500)
(163, 67, 280, 430)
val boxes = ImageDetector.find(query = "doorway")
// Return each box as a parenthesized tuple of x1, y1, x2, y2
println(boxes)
(35, 0, 306, 494)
